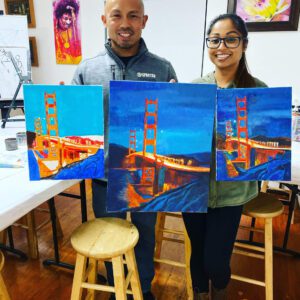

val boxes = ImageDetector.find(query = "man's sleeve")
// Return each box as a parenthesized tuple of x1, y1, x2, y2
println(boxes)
(168, 63, 178, 82)
(71, 65, 83, 85)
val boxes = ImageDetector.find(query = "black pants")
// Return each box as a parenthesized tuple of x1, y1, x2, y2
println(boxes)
(182, 205, 243, 292)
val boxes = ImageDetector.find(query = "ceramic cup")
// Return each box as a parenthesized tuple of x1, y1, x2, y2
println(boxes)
(5, 138, 18, 151)
(16, 132, 27, 148)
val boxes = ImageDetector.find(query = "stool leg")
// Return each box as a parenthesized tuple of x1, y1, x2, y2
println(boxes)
(0, 274, 11, 300)
(184, 228, 193, 300)
(86, 258, 97, 300)
(25, 211, 39, 259)
(112, 255, 126, 300)
(154, 212, 166, 260)
(125, 249, 143, 300)
(71, 253, 87, 300)
(0, 230, 7, 245)
(265, 218, 273, 300)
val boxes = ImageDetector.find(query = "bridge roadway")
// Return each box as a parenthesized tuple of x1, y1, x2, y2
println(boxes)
(229, 137, 291, 150)
(127, 151, 210, 173)
(43, 136, 104, 151)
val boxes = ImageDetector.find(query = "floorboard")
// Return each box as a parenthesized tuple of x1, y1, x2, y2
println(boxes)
(1, 184, 300, 299)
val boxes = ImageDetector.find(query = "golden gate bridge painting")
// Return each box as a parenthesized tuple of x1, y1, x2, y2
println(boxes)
(108, 81, 216, 212)
(216, 87, 292, 181)
(24, 85, 104, 180)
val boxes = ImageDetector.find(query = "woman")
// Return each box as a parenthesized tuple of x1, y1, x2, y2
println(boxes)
(182, 14, 267, 300)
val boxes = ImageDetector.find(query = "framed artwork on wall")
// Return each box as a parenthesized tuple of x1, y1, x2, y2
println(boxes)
(29, 36, 38, 67)
(52, 0, 82, 65)
(227, 0, 300, 31)
(4, 0, 36, 28)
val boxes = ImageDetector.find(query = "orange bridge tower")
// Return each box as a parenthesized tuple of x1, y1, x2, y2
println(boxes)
(142, 98, 158, 185)
(129, 129, 137, 155)
(45, 92, 59, 137)
(235, 96, 251, 169)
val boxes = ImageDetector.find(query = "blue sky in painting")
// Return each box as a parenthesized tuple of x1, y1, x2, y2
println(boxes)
(24, 85, 103, 136)
(109, 81, 216, 155)
(217, 87, 291, 138)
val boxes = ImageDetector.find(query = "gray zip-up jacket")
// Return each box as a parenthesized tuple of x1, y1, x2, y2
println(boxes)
(72, 38, 177, 177)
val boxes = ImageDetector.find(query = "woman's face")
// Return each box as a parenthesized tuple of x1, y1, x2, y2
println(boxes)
(207, 18, 246, 72)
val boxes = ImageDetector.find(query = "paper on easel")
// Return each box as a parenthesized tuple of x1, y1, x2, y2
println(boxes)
(0, 15, 29, 99)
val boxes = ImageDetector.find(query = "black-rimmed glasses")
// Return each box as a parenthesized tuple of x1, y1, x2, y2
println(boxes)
(206, 37, 243, 49)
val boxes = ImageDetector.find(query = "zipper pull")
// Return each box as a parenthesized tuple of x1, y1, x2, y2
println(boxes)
(122, 68, 126, 80)
(111, 65, 116, 80)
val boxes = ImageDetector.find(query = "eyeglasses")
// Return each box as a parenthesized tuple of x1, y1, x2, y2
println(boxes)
(206, 37, 243, 49)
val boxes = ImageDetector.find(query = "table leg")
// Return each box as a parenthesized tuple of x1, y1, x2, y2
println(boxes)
(43, 197, 74, 269)
(0, 227, 27, 261)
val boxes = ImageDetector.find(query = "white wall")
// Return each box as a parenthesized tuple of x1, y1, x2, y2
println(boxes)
(1, 0, 299, 102)
(203, 0, 300, 103)
(143, 0, 206, 82)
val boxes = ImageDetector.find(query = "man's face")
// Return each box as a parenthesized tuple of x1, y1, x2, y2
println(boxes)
(102, 0, 148, 57)
(58, 13, 73, 30)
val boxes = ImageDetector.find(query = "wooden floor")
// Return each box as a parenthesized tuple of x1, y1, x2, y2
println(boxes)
(1, 183, 300, 300)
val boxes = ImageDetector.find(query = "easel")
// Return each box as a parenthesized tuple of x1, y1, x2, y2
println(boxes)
(1, 48, 32, 128)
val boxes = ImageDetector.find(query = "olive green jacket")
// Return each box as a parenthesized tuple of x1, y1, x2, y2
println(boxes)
(194, 72, 267, 208)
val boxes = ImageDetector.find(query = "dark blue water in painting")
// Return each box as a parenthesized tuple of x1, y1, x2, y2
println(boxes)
(28, 149, 104, 180)
(216, 150, 291, 181)
(107, 168, 209, 212)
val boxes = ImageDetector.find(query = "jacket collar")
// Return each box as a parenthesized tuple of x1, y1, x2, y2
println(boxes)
(105, 38, 148, 67)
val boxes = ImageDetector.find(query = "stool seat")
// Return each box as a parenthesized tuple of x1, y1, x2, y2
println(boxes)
(243, 192, 284, 219)
(71, 218, 139, 259)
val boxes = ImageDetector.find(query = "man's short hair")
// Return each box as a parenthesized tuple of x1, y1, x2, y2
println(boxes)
(104, 0, 145, 14)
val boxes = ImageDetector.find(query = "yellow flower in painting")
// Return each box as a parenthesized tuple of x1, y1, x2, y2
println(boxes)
(241, 0, 291, 21)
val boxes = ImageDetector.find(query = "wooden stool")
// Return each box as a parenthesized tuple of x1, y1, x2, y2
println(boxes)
(0, 251, 11, 300)
(70, 218, 142, 300)
(0, 202, 63, 259)
(154, 212, 193, 300)
(233, 191, 284, 300)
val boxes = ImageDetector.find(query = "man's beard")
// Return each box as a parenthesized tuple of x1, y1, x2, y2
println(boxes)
(112, 39, 135, 50)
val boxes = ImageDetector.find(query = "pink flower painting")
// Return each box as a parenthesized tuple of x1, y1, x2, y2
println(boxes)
(236, 0, 292, 22)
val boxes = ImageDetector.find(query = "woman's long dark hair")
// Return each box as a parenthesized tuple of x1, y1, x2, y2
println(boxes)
(207, 13, 256, 88)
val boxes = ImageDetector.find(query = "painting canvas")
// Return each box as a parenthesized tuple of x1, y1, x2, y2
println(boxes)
(24, 84, 104, 180)
(52, 0, 82, 64)
(108, 81, 216, 212)
(216, 87, 292, 181)
(228, 0, 300, 31)
(236, 0, 292, 22)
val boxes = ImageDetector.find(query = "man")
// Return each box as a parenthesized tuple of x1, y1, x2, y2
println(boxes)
(72, 0, 177, 299)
